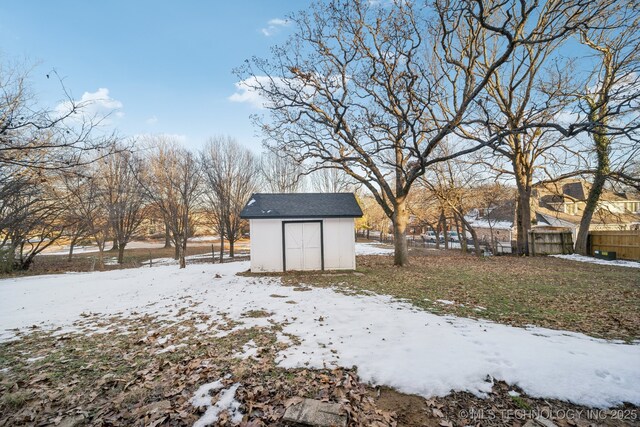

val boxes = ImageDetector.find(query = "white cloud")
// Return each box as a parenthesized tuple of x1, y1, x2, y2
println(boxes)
(229, 75, 306, 109)
(268, 18, 288, 26)
(229, 76, 271, 109)
(261, 17, 290, 37)
(55, 88, 124, 125)
(146, 115, 158, 125)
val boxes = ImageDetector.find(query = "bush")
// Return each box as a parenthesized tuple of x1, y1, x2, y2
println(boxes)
(0, 247, 14, 273)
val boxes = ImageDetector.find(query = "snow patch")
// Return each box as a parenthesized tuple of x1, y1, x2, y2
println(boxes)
(1, 261, 639, 408)
(233, 339, 258, 360)
(355, 243, 395, 256)
(155, 343, 186, 354)
(191, 382, 243, 426)
(277, 332, 292, 345)
(156, 334, 172, 345)
(191, 380, 224, 407)
(436, 299, 455, 305)
(551, 254, 640, 269)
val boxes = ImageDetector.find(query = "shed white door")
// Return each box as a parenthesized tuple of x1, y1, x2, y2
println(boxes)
(284, 222, 322, 271)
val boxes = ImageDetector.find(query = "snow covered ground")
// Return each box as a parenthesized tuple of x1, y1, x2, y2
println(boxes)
(551, 253, 640, 269)
(1, 261, 639, 408)
(146, 252, 249, 267)
(41, 237, 241, 256)
(354, 242, 395, 255)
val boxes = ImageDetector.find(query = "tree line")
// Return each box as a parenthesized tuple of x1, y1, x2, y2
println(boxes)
(237, 0, 639, 265)
(0, 62, 344, 272)
(2, 0, 639, 270)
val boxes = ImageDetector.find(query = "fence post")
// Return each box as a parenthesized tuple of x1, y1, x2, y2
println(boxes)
(529, 231, 535, 256)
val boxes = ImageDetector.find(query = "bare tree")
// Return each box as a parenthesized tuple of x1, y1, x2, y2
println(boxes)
(201, 136, 259, 259)
(60, 164, 112, 267)
(460, 22, 577, 255)
(418, 154, 483, 256)
(59, 173, 92, 261)
(99, 147, 149, 264)
(236, 0, 606, 266)
(259, 150, 304, 193)
(571, 4, 640, 254)
(0, 61, 117, 172)
(0, 59, 124, 270)
(309, 167, 353, 193)
(475, 183, 515, 254)
(141, 139, 201, 268)
(357, 194, 390, 241)
(0, 167, 64, 270)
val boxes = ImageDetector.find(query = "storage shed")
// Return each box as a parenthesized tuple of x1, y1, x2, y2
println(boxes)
(240, 193, 363, 272)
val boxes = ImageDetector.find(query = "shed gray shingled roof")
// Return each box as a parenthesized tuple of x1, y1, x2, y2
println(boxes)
(240, 193, 363, 219)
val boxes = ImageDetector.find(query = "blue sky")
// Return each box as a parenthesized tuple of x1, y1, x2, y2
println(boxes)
(0, 1, 310, 152)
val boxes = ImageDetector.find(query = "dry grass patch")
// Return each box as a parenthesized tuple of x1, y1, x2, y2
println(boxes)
(279, 250, 640, 341)
(1, 242, 248, 278)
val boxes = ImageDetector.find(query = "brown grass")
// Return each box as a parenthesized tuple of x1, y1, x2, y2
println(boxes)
(277, 248, 640, 341)
(2, 240, 249, 278)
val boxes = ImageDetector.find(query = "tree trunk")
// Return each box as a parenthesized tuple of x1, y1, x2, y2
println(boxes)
(440, 211, 449, 250)
(110, 238, 119, 252)
(118, 244, 126, 265)
(392, 201, 409, 266)
(514, 176, 532, 256)
(178, 238, 186, 269)
(454, 215, 466, 253)
(68, 232, 83, 261)
(461, 215, 481, 257)
(163, 223, 172, 248)
(16, 256, 34, 271)
(575, 127, 610, 255)
(229, 238, 235, 258)
(97, 247, 105, 269)
(219, 229, 225, 263)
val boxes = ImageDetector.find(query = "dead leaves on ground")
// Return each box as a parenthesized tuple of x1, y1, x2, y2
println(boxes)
(0, 311, 397, 427)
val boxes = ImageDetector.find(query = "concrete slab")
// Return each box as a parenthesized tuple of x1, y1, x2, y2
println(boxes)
(283, 398, 347, 427)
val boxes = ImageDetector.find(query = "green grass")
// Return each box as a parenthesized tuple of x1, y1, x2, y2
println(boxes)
(277, 248, 640, 341)
(1, 391, 29, 411)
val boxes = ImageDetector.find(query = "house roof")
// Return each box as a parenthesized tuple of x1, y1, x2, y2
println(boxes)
(534, 179, 639, 203)
(535, 205, 640, 227)
(562, 181, 587, 200)
(240, 193, 363, 219)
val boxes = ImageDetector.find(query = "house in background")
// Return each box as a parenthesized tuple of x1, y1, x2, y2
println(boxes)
(466, 180, 640, 249)
(534, 180, 640, 240)
(465, 200, 516, 252)
(240, 193, 363, 272)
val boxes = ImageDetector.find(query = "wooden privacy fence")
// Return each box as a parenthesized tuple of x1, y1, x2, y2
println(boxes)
(528, 229, 574, 256)
(589, 230, 640, 261)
